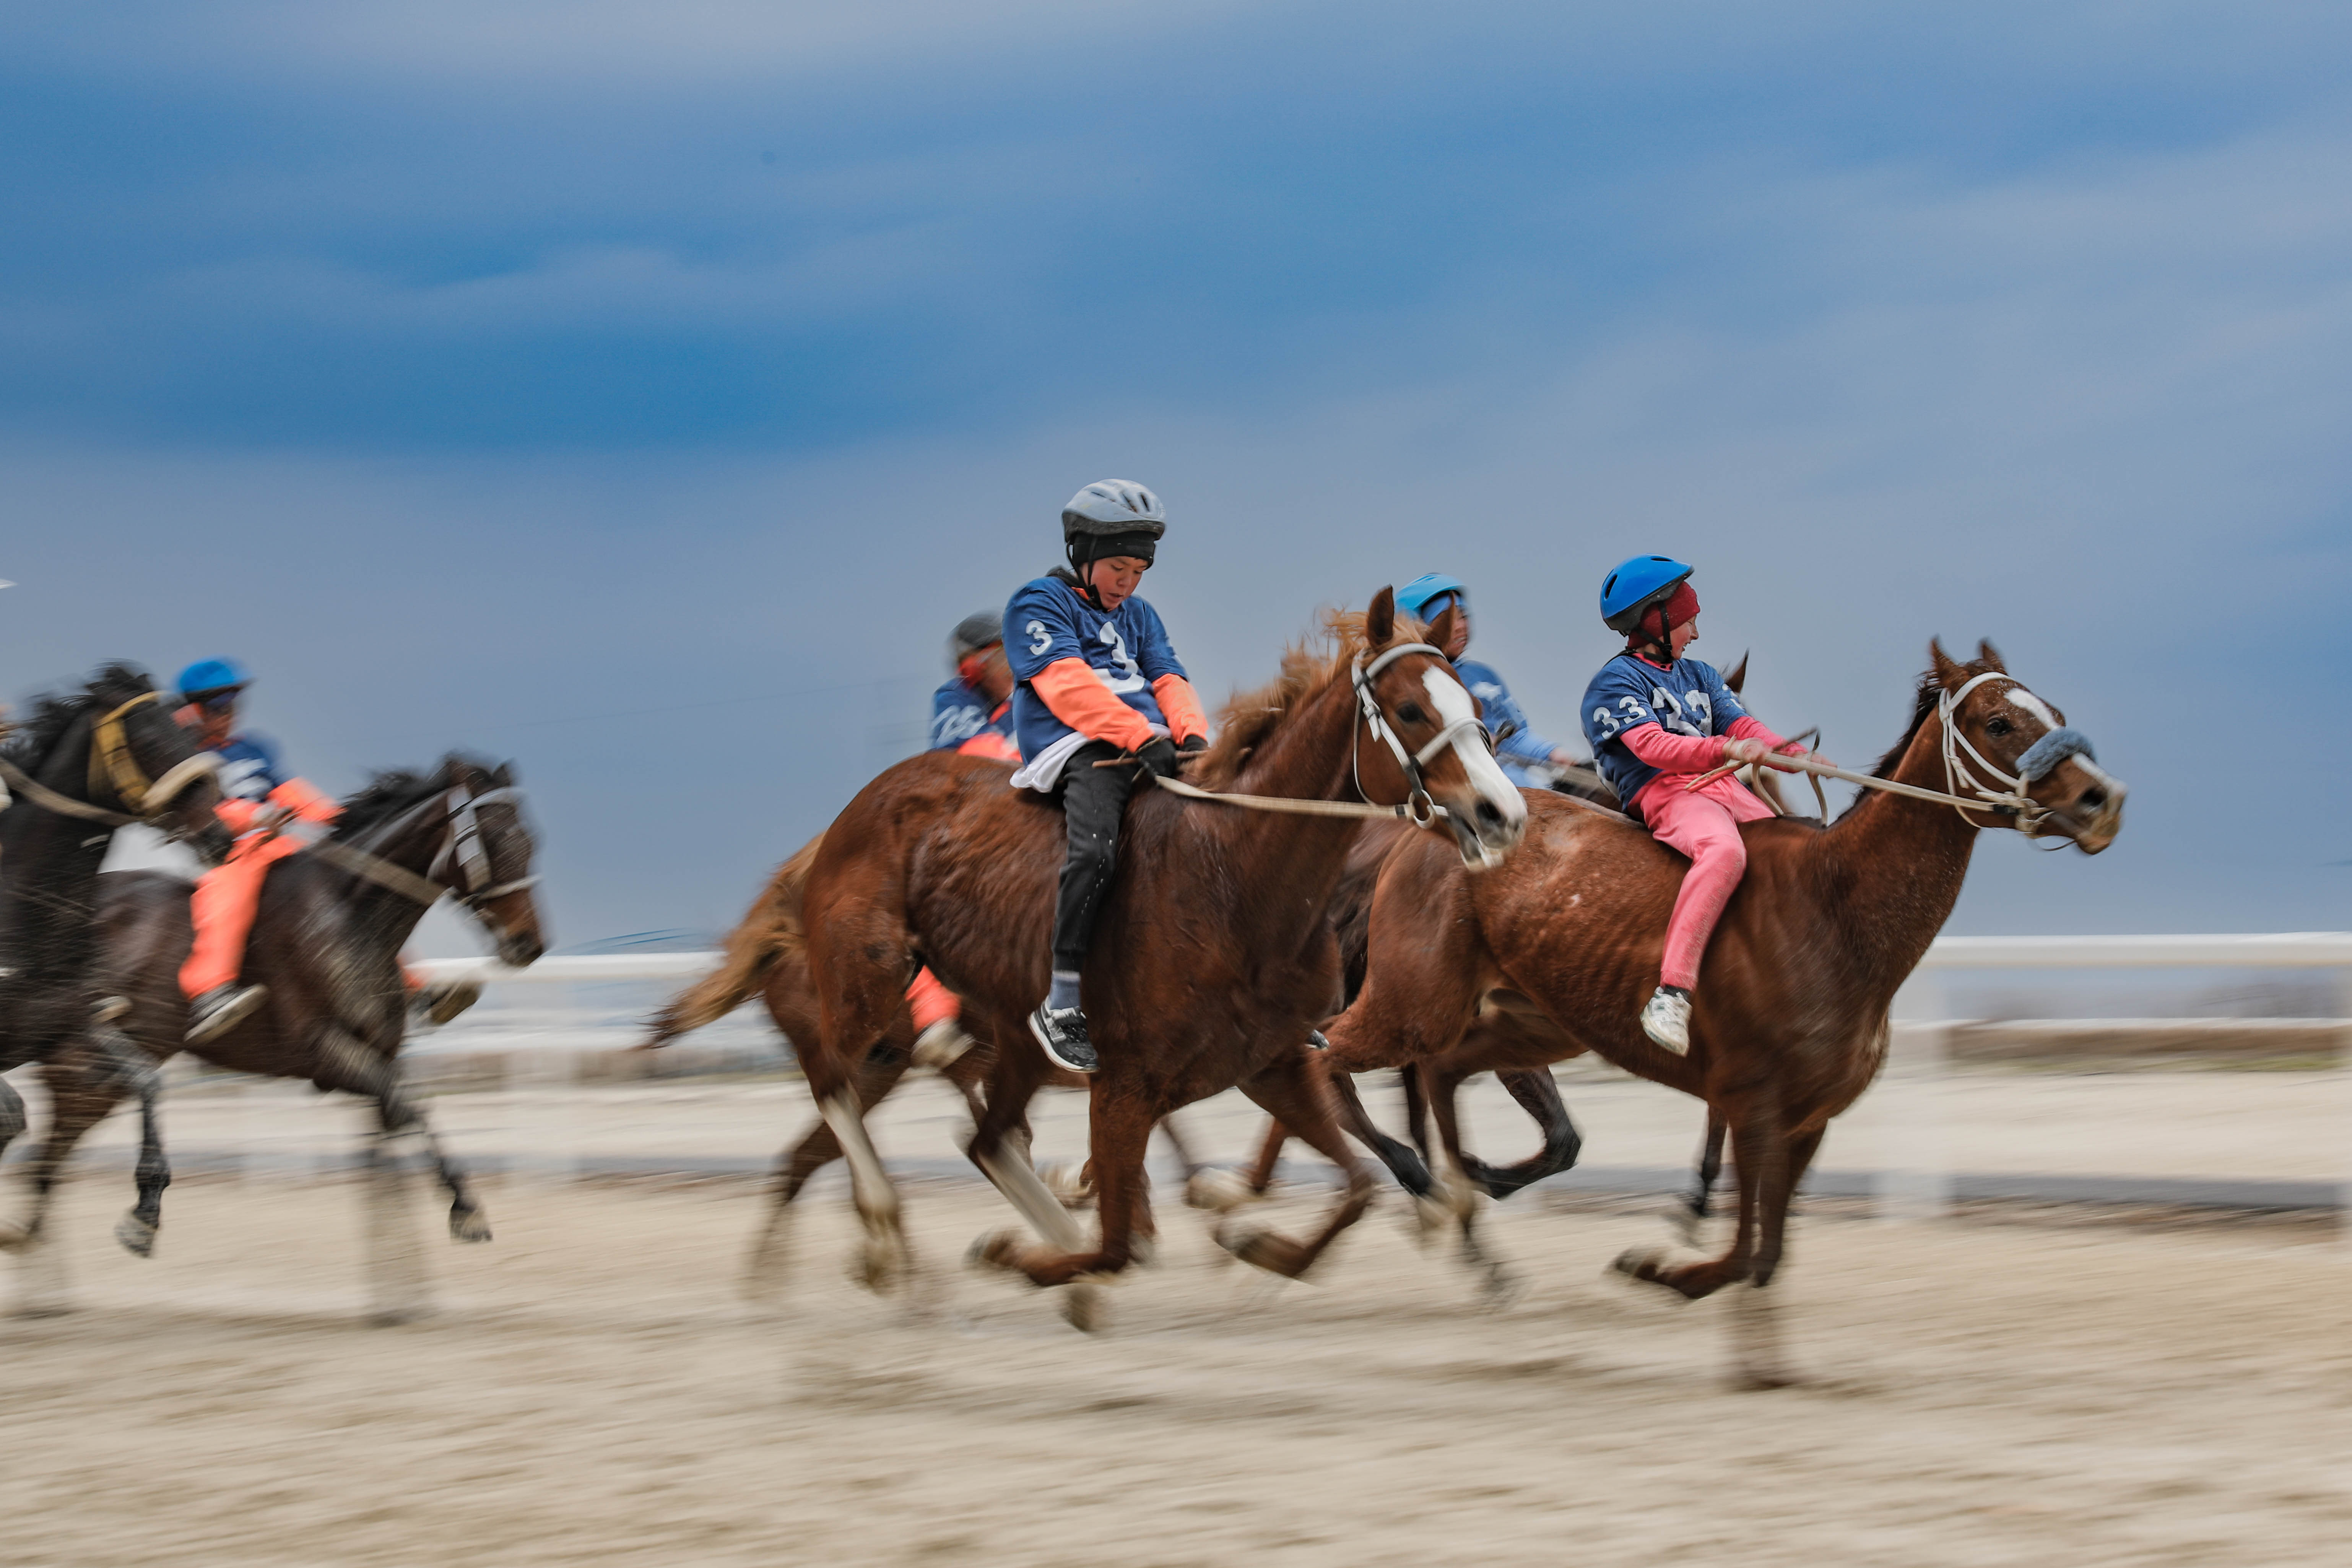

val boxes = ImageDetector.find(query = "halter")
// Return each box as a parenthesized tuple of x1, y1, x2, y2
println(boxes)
(1936, 671, 2111, 838)
(427, 784, 540, 907)
(1350, 642, 1489, 827)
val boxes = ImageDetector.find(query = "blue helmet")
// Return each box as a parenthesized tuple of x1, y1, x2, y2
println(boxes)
(1599, 555, 1693, 634)
(177, 657, 252, 701)
(1395, 573, 1468, 623)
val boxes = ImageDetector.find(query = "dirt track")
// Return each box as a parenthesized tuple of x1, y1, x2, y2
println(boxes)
(4, 1168, 2347, 1568)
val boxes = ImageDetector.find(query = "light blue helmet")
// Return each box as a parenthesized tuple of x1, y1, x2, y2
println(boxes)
(1599, 555, 1693, 634)
(1395, 573, 1468, 623)
(176, 657, 251, 701)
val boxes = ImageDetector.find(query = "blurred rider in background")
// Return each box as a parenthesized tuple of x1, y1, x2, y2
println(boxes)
(930, 610, 1020, 763)
(172, 658, 342, 1045)
(904, 610, 1024, 1067)
(1395, 574, 1586, 788)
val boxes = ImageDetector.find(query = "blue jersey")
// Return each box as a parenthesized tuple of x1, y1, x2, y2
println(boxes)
(1580, 653, 1748, 810)
(209, 732, 290, 804)
(929, 678, 1016, 753)
(1455, 658, 1563, 788)
(1003, 574, 1187, 767)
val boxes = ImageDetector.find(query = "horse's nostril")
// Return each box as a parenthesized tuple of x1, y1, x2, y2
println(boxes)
(2077, 788, 2107, 811)
(1477, 801, 1503, 827)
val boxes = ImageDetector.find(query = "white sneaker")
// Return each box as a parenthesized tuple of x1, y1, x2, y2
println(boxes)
(912, 1018, 975, 1070)
(1640, 986, 1692, 1055)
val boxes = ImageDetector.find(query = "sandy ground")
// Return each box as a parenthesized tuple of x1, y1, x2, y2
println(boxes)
(3, 1161, 2348, 1568)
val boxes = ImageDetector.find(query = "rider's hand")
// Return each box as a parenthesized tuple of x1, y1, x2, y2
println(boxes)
(1719, 737, 1772, 768)
(1136, 737, 1182, 780)
(1176, 734, 1209, 755)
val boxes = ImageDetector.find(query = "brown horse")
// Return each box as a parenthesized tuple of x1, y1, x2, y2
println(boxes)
(1320, 642, 2124, 1382)
(639, 834, 1213, 1293)
(787, 591, 1526, 1315)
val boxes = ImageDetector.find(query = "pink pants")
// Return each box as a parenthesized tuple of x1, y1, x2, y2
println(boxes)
(179, 832, 305, 998)
(1632, 774, 1775, 991)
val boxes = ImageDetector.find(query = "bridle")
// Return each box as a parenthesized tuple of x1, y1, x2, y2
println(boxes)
(309, 780, 538, 911)
(1350, 641, 1488, 827)
(1937, 671, 2111, 839)
(0, 691, 219, 830)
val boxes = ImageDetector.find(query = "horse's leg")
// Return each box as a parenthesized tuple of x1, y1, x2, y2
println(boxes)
(1727, 1124, 1820, 1391)
(1474, 1066, 1583, 1202)
(87, 1025, 169, 1258)
(1212, 1049, 1377, 1280)
(2, 1057, 123, 1313)
(1676, 1111, 1729, 1246)
(1615, 1085, 1784, 1307)
(1421, 1066, 1517, 1298)
(976, 1084, 1156, 1302)
(1325, 1065, 1434, 1198)
(0, 1076, 26, 1166)
(745, 1043, 907, 1299)
(374, 1057, 493, 1245)
(1185, 1113, 1284, 1215)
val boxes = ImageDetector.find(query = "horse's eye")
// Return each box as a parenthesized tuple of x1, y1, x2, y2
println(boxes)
(1397, 702, 1427, 725)
(1986, 717, 2012, 737)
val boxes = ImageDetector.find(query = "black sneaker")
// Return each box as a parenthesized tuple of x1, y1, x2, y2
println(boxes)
(1028, 1003, 1098, 1074)
(410, 978, 484, 1029)
(1306, 1028, 1332, 1051)
(186, 983, 268, 1046)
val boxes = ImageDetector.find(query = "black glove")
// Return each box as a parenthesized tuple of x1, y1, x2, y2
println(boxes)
(1176, 734, 1209, 755)
(1136, 737, 1182, 780)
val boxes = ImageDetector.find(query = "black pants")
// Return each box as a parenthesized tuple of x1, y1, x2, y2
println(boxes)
(1052, 740, 1143, 973)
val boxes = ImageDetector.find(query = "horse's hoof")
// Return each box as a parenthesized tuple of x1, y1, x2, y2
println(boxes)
(853, 1238, 903, 1295)
(1218, 1225, 1306, 1278)
(449, 1207, 494, 1244)
(114, 1214, 158, 1259)
(1669, 1207, 1705, 1249)
(1409, 1194, 1453, 1248)
(1478, 1264, 1525, 1310)
(1062, 1284, 1105, 1333)
(966, 1230, 1024, 1274)
(1184, 1168, 1257, 1214)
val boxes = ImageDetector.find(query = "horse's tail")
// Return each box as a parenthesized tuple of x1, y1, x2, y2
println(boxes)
(638, 833, 825, 1048)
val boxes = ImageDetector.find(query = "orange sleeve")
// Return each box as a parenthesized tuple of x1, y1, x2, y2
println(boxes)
(1031, 658, 1156, 751)
(1151, 674, 1209, 744)
(215, 798, 264, 834)
(269, 777, 342, 824)
(956, 732, 1021, 762)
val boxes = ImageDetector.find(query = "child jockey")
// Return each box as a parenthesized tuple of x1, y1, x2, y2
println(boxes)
(1005, 480, 1210, 1073)
(1580, 557, 1825, 1054)
(905, 610, 1024, 1067)
(1395, 574, 1586, 788)
(173, 658, 342, 1045)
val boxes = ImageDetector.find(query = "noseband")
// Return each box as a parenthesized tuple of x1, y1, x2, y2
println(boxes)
(1350, 642, 1490, 827)
(1938, 671, 2114, 838)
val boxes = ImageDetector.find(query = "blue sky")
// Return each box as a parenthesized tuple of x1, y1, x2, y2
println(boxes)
(3, 2, 2347, 950)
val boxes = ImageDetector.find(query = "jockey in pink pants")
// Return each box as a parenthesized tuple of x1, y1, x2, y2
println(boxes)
(1582, 557, 1830, 1054)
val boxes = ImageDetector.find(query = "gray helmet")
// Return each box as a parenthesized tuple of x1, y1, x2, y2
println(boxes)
(1061, 479, 1165, 566)
(949, 610, 1003, 665)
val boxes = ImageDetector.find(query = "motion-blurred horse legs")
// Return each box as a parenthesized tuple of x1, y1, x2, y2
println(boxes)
(743, 1042, 910, 1301)
(1214, 1048, 1376, 1279)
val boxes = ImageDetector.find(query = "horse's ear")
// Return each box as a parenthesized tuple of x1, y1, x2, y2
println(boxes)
(1724, 651, 1749, 693)
(493, 761, 516, 787)
(1367, 587, 1396, 648)
(1425, 603, 1458, 657)
(1929, 638, 1964, 688)
(1976, 638, 2006, 671)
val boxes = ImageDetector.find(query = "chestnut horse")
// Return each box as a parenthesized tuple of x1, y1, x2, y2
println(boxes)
(1321, 642, 2125, 1382)
(790, 591, 1526, 1315)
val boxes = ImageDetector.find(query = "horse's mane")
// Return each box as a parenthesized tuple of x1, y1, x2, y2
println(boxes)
(1837, 656, 2000, 821)
(2, 662, 155, 770)
(332, 752, 496, 840)
(1190, 610, 1376, 790)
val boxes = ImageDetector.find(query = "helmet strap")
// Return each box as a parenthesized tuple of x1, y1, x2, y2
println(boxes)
(1066, 542, 1109, 611)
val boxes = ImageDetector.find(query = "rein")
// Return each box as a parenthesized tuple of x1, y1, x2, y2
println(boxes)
(309, 782, 538, 908)
(1686, 672, 2110, 837)
(1099, 640, 1494, 824)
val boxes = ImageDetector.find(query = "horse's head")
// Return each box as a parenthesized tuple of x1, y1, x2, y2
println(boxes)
(1931, 640, 2126, 853)
(82, 665, 232, 862)
(1354, 588, 1528, 870)
(440, 757, 548, 966)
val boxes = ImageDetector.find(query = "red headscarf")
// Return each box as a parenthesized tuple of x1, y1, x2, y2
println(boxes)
(1627, 581, 1701, 653)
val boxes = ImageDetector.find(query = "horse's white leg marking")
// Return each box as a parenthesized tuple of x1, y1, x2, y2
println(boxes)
(1730, 1283, 1795, 1390)
(976, 1146, 1088, 1253)
(819, 1090, 907, 1291)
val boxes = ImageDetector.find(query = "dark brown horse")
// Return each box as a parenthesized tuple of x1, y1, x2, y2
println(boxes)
(0, 664, 232, 1254)
(786, 592, 1526, 1318)
(1320, 642, 2124, 1383)
(6, 756, 544, 1295)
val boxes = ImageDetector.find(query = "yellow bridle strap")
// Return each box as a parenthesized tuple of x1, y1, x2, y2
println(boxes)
(88, 691, 162, 813)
